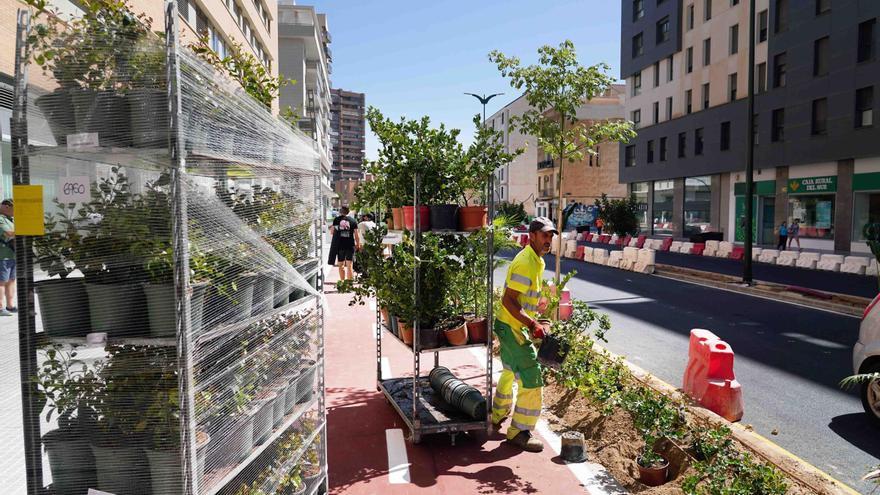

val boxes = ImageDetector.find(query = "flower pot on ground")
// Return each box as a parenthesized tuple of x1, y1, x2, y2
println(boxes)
(35, 278, 91, 337)
(43, 427, 97, 495)
(458, 206, 488, 231)
(391, 208, 405, 230)
(142, 282, 208, 338)
(90, 435, 151, 495)
(84, 282, 149, 337)
(430, 204, 459, 231)
(466, 317, 488, 344)
(403, 205, 431, 231)
(637, 454, 669, 487)
(250, 393, 276, 446)
(296, 359, 317, 404)
(251, 271, 274, 317)
(128, 88, 167, 148)
(397, 318, 414, 345)
(439, 317, 468, 346)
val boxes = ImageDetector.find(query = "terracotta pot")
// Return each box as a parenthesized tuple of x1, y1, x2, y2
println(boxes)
(637, 456, 669, 487)
(444, 321, 468, 346)
(379, 306, 390, 329)
(459, 206, 488, 231)
(391, 208, 405, 230)
(466, 317, 488, 344)
(403, 205, 431, 231)
(397, 318, 414, 345)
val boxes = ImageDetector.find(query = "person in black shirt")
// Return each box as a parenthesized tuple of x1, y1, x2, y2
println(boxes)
(330, 206, 359, 282)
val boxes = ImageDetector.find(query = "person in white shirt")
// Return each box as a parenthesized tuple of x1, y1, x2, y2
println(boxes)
(357, 213, 377, 243)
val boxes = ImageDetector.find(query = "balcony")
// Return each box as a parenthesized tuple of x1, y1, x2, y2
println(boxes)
(539, 189, 555, 199)
(537, 158, 555, 169)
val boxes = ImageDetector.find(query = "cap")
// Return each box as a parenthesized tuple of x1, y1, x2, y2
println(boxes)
(529, 216, 558, 234)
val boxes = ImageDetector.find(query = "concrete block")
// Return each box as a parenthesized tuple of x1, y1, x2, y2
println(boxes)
(670, 241, 683, 253)
(607, 250, 623, 268)
(583, 247, 594, 263)
(681, 242, 695, 254)
(776, 251, 799, 267)
(817, 254, 844, 272)
(592, 248, 609, 265)
(758, 249, 779, 264)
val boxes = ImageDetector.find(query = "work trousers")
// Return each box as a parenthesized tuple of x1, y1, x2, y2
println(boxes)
(491, 367, 543, 440)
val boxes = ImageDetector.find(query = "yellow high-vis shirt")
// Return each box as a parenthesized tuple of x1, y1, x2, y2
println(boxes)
(497, 244, 544, 344)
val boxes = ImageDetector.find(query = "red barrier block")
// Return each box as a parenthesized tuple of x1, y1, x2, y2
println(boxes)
(558, 302, 573, 321)
(636, 235, 647, 248)
(659, 238, 673, 251)
(692, 243, 705, 255)
(682, 329, 743, 422)
(729, 246, 744, 260)
(702, 378, 744, 422)
(683, 329, 718, 395)
(576, 245, 585, 260)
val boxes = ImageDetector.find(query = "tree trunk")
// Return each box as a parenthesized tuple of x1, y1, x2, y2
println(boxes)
(554, 116, 565, 319)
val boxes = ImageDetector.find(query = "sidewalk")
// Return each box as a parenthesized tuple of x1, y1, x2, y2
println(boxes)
(323, 268, 621, 494)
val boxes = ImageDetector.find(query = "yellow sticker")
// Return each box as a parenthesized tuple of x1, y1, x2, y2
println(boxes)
(13, 185, 45, 236)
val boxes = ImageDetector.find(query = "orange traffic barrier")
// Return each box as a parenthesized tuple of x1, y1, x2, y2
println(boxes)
(682, 329, 744, 422)
(519, 234, 529, 247)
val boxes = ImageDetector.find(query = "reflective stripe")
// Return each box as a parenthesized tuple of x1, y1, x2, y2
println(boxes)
(511, 420, 536, 431)
(510, 273, 532, 286)
(492, 405, 510, 413)
(514, 406, 542, 417)
(494, 392, 513, 400)
(522, 302, 538, 312)
(525, 290, 541, 298)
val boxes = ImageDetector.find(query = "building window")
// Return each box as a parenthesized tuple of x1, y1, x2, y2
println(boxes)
(730, 24, 739, 55)
(633, 32, 644, 57)
(720, 121, 731, 150)
(775, 0, 788, 33)
(702, 82, 710, 109)
(856, 87, 874, 128)
(666, 96, 673, 120)
(687, 4, 695, 30)
(633, 72, 642, 96)
(753, 113, 759, 145)
(647, 140, 655, 163)
(633, 0, 645, 21)
(789, 195, 834, 239)
(631, 109, 642, 128)
(695, 128, 704, 155)
(657, 16, 671, 44)
(813, 37, 829, 76)
(815, 0, 830, 15)
(654, 62, 661, 87)
(653, 180, 675, 235)
(660, 137, 668, 161)
(686, 89, 693, 114)
(772, 108, 785, 142)
(703, 38, 711, 65)
(653, 101, 660, 124)
(678, 132, 687, 158)
(685, 176, 712, 237)
(853, 192, 880, 241)
(758, 10, 768, 42)
(686, 47, 694, 73)
(625, 145, 636, 167)
(704, 0, 711, 21)
(858, 19, 876, 63)
(667, 55, 674, 81)
(757, 62, 767, 93)
(731, 0, 739, 5)
(811, 98, 828, 135)
(632, 182, 650, 232)
(728, 73, 737, 101)
(773, 53, 787, 88)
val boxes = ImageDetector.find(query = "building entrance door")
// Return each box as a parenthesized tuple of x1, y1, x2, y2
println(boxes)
(759, 197, 776, 245)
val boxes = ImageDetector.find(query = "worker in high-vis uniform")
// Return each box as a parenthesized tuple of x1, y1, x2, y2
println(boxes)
(491, 217, 556, 452)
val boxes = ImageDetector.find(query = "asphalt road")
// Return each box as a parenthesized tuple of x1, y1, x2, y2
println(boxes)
(496, 252, 878, 493)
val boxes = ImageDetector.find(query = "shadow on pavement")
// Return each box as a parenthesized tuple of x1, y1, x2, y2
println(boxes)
(828, 413, 880, 460)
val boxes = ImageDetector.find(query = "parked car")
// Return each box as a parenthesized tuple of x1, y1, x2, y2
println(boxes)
(853, 293, 880, 425)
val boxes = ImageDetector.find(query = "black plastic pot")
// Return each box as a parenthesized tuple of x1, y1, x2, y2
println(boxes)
(204, 272, 256, 326)
(417, 326, 444, 351)
(274, 278, 291, 309)
(43, 428, 97, 495)
(143, 282, 207, 338)
(84, 282, 149, 337)
(430, 204, 459, 231)
(251, 272, 274, 317)
(537, 333, 570, 369)
(128, 88, 167, 148)
(296, 360, 317, 404)
(35, 90, 75, 146)
(390, 313, 399, 337)
(250, 395, 275, 446)
(90, 438, 151, 495)
(70, 89, 131, 147)
(429, 366, 487, 420)
(35, 278, 91, 337)
(144, 448, 181, 495)
(285, 371, 302, 414)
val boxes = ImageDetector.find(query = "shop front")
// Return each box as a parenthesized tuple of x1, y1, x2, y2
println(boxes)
(653, 180, 675, 236)
(783, 176, 836, 249)
(733, 180, 776, 244)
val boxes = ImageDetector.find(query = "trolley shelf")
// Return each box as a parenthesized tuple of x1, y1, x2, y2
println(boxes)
(380, 323, 487, 354)
(378, 377, 489, 436)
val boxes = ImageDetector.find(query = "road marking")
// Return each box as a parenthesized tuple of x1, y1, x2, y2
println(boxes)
(534, 420, 628, 495)
(780, 332, 848, 350)
(385, 428, 411, 484)
(380, 357, 391, 380)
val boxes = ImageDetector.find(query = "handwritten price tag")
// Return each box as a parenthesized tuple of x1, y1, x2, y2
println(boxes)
(58, 176, 90, 204)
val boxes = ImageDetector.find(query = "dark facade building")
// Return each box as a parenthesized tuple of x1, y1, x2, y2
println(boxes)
(620, 0, 880, 253)
(330, 88, 366, 184)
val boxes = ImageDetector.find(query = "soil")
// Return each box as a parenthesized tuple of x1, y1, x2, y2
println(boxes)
(542, 383, 815, 495)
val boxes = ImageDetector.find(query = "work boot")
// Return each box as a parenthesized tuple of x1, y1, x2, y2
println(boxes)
(491, 417, 506, 433)
(506, 431, 544, 452)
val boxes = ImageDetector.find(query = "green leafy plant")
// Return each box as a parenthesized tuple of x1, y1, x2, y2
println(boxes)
(35, 345, 102, 430)
(594, 193, 639, 236)
(496, 201, 528, 225)
(33, 201, 83, 279)
(538, 270, 576, 320)
(862, 223, 880, 290)
(448, 115, 523, 207)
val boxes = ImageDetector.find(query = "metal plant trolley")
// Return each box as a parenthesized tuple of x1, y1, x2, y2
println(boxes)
(10, 2, 327, 494)
(375, 174, 495, 444)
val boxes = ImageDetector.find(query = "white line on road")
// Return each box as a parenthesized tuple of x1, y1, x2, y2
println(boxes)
(535, 420, 629, 495)
(381, 357, 392, 380)
(781, 332, 848, 349)
(385, 428, 411, 484)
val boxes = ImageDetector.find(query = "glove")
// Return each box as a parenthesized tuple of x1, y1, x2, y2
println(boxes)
(528, 319, 546, 339)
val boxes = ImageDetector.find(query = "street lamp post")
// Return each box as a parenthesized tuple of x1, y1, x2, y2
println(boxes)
(744, 0, 756, 284)
(464, 92, 505, 126)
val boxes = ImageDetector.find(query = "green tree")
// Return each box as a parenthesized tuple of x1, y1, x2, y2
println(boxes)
(489, 40, 636, 281)
(594, 193, 639, 236)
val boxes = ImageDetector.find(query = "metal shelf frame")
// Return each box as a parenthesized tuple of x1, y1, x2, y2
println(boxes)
(375, 172, 495, 444)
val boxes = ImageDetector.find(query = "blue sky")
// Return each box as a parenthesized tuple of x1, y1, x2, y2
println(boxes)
(308, 0, 622, 160)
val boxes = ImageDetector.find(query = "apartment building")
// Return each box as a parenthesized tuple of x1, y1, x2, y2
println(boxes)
(621, 0, 880, 253)
(278, 1, 333, 200)
(488, 87, 628, 219)
(330, 88, 366, 184)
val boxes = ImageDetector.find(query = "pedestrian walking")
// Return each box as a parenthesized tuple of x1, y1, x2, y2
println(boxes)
(788, 219, 801, 250)
(0, 199, 15, 315)
(328, 206, 359, 282)
(357, 213, 377, 240)
(595, 217, 604, 235)
(491, 217, 555, 453)
(776, 221, 788, 251)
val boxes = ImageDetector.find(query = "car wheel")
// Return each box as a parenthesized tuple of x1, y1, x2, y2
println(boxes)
(860, 362, 880, 426)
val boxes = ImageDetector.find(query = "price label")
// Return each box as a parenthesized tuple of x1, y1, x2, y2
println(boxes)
(58, 176, 90, 204)
(88, 490, 116, 495)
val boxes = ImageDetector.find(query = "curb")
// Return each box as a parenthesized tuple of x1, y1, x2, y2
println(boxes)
(596, 345, 859, 495)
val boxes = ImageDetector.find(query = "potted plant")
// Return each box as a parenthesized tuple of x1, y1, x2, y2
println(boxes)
(301, 441, 323, 488)
(128, 37, 168, 148)
(33, 202, 91, 337)
(36, 346, 100, 494)
(223, 363, 256, 465)
(624, 386, 686, 488)
(438, 315, 467, 346)
(143, 361, 184, 495)
(637, 434, 670, 487)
